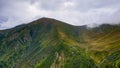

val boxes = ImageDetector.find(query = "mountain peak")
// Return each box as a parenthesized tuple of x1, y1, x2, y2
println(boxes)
(29, 17, 71, 27)
(39, 17, 59, 22)
(0, 17, 120, 68)
(40, 17, 52, 20)
(37, 17, 51, 21)
(30, 17, 60, 25)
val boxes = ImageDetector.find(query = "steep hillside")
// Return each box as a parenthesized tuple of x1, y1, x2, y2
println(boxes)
(0, 18, 119, 68)
(80, 24, 120, 67)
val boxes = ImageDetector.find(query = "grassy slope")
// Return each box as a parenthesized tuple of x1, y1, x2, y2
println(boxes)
(81, 24, 120, 68)
(0, 18, 119, 68)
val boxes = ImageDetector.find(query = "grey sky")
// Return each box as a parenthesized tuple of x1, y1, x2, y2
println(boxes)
(0, 0, 120, 29)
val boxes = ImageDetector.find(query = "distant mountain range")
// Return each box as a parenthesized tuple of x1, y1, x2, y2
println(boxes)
(0, 18, 120, 68)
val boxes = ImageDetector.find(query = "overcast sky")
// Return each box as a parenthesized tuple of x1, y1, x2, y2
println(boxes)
(0, 0, 120, 29)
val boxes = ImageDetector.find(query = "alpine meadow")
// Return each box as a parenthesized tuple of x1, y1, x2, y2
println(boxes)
(0, 18, 120, 68)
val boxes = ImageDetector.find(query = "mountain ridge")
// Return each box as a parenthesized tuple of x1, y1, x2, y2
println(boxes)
(0, 17, 120, 68)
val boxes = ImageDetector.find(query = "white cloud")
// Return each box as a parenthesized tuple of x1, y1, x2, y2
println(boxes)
(0, 0, 120, 29)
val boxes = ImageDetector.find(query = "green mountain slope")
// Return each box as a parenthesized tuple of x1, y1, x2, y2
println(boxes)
(0, 18, 120, 68)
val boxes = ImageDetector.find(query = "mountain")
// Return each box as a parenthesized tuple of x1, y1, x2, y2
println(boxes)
(0, 17, 120, 68)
